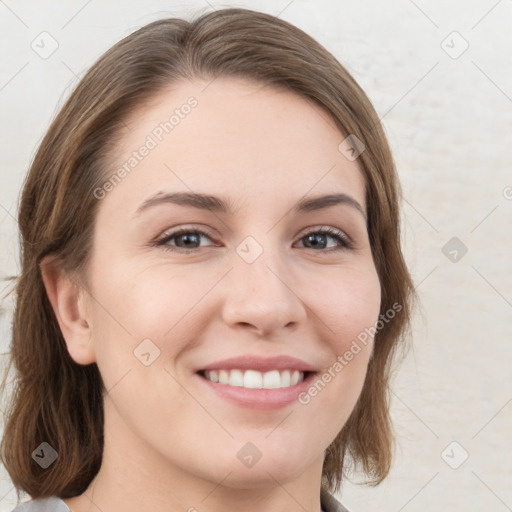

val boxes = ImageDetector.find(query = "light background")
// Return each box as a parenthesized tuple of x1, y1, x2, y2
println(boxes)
(1, 0, 511, 510)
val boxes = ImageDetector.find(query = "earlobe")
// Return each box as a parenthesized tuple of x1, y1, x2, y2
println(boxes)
(40, 256, 96, 365)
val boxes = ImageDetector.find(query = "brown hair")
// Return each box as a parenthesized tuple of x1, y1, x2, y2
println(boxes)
(1, 7, 416, 500)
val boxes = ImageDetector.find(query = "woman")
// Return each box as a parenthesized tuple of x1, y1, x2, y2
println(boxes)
(1, 7, 415, 512)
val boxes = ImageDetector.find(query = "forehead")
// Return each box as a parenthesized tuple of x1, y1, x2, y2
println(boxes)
(101, 76, 366, 218)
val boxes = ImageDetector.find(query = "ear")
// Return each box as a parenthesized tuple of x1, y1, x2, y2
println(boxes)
(40, 256, 96, 365)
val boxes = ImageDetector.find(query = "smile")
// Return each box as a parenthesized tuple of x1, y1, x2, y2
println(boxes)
(200, 369, 306, 389)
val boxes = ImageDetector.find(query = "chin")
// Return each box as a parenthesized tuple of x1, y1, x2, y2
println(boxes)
(210, 446, 317, 490)
(220, 463, 309, 490)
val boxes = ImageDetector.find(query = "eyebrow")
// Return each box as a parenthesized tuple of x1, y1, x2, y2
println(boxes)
(134, 191, 366, 221)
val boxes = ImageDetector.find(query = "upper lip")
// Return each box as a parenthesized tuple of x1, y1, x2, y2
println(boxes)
(198, 355, 319, 373)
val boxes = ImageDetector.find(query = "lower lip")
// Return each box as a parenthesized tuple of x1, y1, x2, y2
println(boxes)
(195, 372, 317, 410)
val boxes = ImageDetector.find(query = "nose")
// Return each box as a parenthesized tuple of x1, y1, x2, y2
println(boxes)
(221, 249, 307, 338)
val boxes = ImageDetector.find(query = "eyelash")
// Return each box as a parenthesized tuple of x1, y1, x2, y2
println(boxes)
(152, 226, 354, 254)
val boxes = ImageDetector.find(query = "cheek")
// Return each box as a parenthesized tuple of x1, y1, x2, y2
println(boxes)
(305, 265, 380, 409)
(88, 262, 213, 363)
(294, 265, 381, 446)
(312, 264, 381, 352)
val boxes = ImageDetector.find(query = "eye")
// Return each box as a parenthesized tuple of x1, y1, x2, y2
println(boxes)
(154, 227, 217, 253)
(295, 227, 353, 252)
(153, 226, 353, 253)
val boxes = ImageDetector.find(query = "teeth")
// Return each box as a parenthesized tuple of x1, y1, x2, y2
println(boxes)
(244, 370, 262, 389)
(218, 370, 228, 384)
(263, 370, 281, 389)
(229, 369, 244, 386)
(203, 369, 305, 389)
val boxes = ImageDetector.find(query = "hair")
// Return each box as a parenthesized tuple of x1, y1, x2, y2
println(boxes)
(1, 6, 416, 500)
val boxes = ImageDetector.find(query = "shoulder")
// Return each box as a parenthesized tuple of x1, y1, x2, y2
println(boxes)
(10, 496, 70, 512)
(321, 488, 352, 512)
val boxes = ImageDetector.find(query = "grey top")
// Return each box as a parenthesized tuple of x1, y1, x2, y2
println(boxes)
(10, 497, 70, 512)
(11, 489, 350, 512)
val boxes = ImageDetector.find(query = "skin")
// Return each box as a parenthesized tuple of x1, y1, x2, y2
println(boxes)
(42, 77, 381, 512)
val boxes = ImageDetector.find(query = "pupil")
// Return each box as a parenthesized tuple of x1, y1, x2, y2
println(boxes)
(307, 233, 326, 248)
(179, 233, 198, 247)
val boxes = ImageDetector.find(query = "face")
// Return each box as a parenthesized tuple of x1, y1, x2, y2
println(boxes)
(79, 77, 381, 489)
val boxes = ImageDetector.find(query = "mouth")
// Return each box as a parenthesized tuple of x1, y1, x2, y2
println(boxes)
(195, 368, 318, 410)
(194, 354, 320, 410)
(197, 368, 312, 389)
